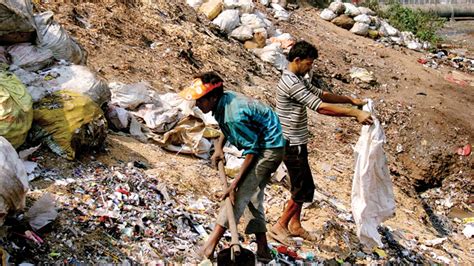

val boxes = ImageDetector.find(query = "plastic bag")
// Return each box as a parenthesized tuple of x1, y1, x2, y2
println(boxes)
(224, 0, 254, 13)
(240, 13, 266, 30)
(320, 9, 337, 21)
(25, 193, 57, 230)
(0, 70, 33, 148)
(32, 90, 107, 160)
(230, 25, 253, 41)
(331, 15, 355, 30)
(110, 81, 152, 110)
(43, 64, 110, 106)
(379, 21, 399, 37)
(152, 116, 211, 159)
(344, 3, 361, 17)
(186, 0, 203, 9)
(133, 104, 182, 133)
(0, 0, 36, 37)
(254, 43, 288, 70)
(212, 9, 240, 33)
(0, 136, 29, 226)
(358, 7, 376, 16)
(354, 14, 371, 25)
(7, 43, 53, 71)
(199, 0, 223, 20)
(328, 1, 345, 15)
(34, 11, 86, 64)
(269, 33, 295, 49)
(352, 99, 395, 248)
(350, 22, 369, 36)
(271, 3, 290, 21)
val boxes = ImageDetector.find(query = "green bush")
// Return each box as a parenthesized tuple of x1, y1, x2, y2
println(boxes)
(384, 2, 445, 43)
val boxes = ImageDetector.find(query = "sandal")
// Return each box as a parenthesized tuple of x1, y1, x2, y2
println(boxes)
(289, 228, 319, 242)
(268, 225, 297, 246)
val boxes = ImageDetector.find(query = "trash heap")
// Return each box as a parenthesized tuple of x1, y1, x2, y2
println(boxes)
(417, 49, 474, 72)
(320, 1, 430, 51)
(187, 0, 295, 70)
(0, 0, 109, 160)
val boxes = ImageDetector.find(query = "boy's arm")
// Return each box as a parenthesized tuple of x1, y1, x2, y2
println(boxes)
(320, 91, 366, 107)
(222, 153, 256, 205)
(211, 134, 226, 168)
(317, 102, 373, 125)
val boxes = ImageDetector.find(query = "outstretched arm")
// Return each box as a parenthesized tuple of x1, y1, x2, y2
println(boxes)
(320, 91, 366, 107)
(317, 102, 373, 125)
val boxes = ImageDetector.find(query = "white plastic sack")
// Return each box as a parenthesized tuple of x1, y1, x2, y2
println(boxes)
(320, 9, 337, 21)
(7, 43, 53, 71)
(254, 43, 288, 70)
(186, 0, 203, 9)
(212, 9, 240, 33)
(344, 3, 361, 17)
(224, 0, 254, 13)
(240, 13, 266, 30)
(0, 0, 36, 36)
(0, 136, 29, 226)
(352, 100, 395, 248)
(354, 14, 371, 25)
(25, 193, 58, 230)
(350, 22, 369, 36)
(328, 1, 345, 15)
(45, 65, 110, 106)
(133, 104, 182, 133)
(358, 7, 376, 16)
(271, 3, 290, 21)
(110, 81, 152, 110)
(380, 21, 399, 37)
(34, 11, 86, 64)
(106, 104, 131, 130)
(230, 25, 254, 41)
(10, 66, 52, 102)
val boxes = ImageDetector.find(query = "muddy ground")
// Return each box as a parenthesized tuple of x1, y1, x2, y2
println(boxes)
(2, 1, 473, 264)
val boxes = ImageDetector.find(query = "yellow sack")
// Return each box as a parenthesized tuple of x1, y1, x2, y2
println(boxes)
(33, 90, 107, 160)
(199, 0, 223, 20)
(0, 71, 33, 148)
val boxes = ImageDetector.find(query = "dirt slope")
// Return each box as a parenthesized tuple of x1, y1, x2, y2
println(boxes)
(3, 1, 472, 264)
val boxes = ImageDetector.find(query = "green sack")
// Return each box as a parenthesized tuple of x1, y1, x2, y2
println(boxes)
(0, 70, 33, 148)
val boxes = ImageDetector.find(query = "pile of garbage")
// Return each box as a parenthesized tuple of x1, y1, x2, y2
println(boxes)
(0, 0, 108, 161)
(417, 49, 474, 72)
(320, 1, 430, 51)
(187, 0, 295, 70)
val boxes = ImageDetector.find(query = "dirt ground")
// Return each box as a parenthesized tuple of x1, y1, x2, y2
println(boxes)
(3, 1, 473, 264)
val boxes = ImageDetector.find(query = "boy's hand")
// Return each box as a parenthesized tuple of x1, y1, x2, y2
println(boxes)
(211, 149, 225, 169)
(351, 98, 367, 107)
(221, 183, 237, 205)
(356, 110, 373, 125)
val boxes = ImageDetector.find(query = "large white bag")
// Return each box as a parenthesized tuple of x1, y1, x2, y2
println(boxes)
(34, 11, 86, 64)
(352, 100, 395, 248)
(7, 43, 53, 71)
(212, 9, 240, 33)
(0, 136, 29, 226)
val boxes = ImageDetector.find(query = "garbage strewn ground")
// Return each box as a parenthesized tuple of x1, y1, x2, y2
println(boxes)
(0, 0, 473, 264)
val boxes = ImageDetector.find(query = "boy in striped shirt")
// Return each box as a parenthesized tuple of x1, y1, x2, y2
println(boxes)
(270, 41, 373, 244)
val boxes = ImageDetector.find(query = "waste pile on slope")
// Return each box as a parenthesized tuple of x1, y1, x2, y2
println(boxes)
(320, 1, 430, 51)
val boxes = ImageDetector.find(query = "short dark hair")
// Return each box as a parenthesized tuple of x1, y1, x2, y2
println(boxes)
(288, 41, 318, 62)
(194, 71, 224, 99)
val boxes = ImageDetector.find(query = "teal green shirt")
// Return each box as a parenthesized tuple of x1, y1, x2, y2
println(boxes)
(213, 91, 285, 155)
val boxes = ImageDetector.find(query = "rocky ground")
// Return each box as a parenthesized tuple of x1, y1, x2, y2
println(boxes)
(1, 1, 472, 264)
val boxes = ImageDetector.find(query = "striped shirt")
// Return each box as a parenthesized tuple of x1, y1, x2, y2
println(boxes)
(213, 91, 286, 155)
(276, 70, 323, 146)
